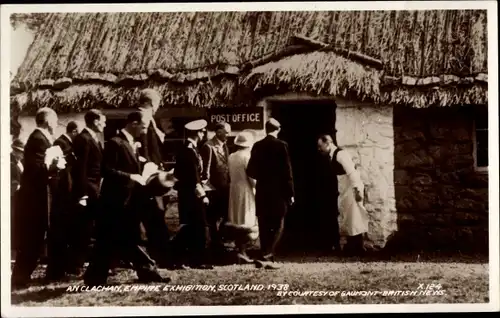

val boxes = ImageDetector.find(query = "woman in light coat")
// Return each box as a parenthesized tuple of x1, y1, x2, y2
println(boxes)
(226, 131, 258, 263)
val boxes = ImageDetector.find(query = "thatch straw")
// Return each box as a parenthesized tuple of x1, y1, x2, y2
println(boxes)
(14, 10, 487, 88)
(241, 51, 381, 102)
(12, 78, 239, 114)
(11, 10, 488, 113)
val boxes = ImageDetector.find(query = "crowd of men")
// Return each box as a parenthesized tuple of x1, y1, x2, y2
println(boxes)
(10, 88, 367, 289)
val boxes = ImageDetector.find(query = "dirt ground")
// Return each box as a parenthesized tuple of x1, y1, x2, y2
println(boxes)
(10, 258, 489, 306)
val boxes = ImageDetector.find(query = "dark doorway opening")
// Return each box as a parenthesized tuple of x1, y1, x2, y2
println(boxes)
(270, 99, 337, 253)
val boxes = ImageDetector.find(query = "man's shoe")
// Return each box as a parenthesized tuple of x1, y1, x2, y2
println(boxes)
(236, 253, 254, 264)
(254, 259, 265, 269)
(138, 272, 172, 284)
(190, 264, 214, 270)
(12, 279, 30, 290)
(264, 262, 282, 270)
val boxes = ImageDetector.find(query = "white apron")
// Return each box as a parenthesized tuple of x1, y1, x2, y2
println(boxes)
(338, 168, 369, 237)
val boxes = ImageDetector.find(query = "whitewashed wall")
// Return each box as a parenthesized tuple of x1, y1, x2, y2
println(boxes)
(335, 97, 397, 249)
(18, 113, 86, 143)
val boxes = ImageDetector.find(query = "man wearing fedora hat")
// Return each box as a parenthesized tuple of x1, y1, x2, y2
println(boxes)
(247, 118, 295, 269)
(84, 111, 170, 285)
(173, 119, 213, 269)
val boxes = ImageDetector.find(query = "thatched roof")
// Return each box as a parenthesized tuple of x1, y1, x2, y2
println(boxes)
(11, 10, 488, 114)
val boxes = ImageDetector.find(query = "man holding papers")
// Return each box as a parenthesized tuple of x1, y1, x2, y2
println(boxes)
(84, 111, 170, 286)
(135, 88, 172, 267)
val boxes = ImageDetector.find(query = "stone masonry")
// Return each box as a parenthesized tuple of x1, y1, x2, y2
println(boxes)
(335, 99, 397, 249)
(392, 105, 489, 254)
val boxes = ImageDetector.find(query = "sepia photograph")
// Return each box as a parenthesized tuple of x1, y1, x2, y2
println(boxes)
(1, 1, 498, 316)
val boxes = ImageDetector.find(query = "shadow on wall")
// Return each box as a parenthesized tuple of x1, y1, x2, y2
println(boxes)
(387, 105, 489, 255)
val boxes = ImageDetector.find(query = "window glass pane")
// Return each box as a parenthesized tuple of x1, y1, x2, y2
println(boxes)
(477, 149, 488, 167)
(476, 130, 488, 150)
(475, 107, 488, 129)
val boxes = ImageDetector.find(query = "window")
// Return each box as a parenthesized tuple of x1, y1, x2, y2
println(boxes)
(473, 106, 488, 172)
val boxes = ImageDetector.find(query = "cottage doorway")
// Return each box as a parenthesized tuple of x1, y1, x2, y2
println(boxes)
(270, 98, 337, 253)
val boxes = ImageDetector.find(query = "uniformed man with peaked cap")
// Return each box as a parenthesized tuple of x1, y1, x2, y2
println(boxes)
(172, 119, 213, 269)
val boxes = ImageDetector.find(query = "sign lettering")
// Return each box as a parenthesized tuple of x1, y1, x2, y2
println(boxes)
(207, 107, 264, 130)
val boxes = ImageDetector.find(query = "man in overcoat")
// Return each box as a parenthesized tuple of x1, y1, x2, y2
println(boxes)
(173, 119, 213, 269)
(200, 121, 231, 261)
(69, 109, 106, 274)
(247, 118, 294, 269)
(84, 111, 170, 285)
(11, 107, 63, 288)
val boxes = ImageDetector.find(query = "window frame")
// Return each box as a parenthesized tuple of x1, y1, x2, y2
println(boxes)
(472, 117, 488, 173)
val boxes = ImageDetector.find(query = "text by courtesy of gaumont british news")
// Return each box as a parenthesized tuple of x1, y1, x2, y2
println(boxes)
(66, 283, 447, 298)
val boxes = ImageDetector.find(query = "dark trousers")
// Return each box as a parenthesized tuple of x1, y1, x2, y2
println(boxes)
(326, 212, 341, 251)
(83, 203, 158, 285)
(206, 188, 229, 254)
(257, 213, 285, 259)
(173, 192, 210, 266)
(255, 195, 288, 259)
(344, 234, 364, 254)
(45, 197, 73, 278)
(11, 210, 48, 285)
(66, 199, 97, 273)
(139, 196, 171, 266)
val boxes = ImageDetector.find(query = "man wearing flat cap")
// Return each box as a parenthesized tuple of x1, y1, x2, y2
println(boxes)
(247, 118, 294, 270)
(84, 111, 170, 285)
(135, 88, 172, 267)
(200, 121, 231, 262)
(173, 119, 213, 269)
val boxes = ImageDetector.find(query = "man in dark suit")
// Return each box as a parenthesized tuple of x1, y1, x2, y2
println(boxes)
(200, 121, 231, 262)
(247, 118, 294, 269)
(11, 108, 65, 288)
(45, 121, 80, 279)
(10, 138, 24, 262)
(173, 119, 213, 269)
(84, 111, 170, 285)
(135, 89, 172, 267)
(137, 88, 166, 167)
(68, 109, 106, 275)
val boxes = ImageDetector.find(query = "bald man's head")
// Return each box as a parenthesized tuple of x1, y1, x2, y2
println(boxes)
(36, 107, 58, 134)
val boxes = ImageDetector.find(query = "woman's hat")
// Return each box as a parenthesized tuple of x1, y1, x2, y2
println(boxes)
(12, 139, 24, 152)
(234, 131, 254, 148)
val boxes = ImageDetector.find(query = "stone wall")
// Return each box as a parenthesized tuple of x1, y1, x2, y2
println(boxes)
(335, 98, 396, 249)
(391, 106, 489, 254)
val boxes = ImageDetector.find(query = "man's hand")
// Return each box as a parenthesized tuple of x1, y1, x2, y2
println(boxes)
(289, 197, 295, 205)
(354, 188, 363, 202)
(202, 196, 209, 205)
(78, 197, 87, 207)
(130, 174, 146, 186)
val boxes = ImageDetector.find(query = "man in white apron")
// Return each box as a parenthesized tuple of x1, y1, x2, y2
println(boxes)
(317, 134, 368, 255)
